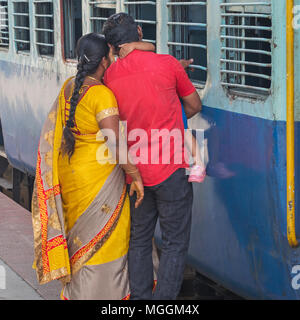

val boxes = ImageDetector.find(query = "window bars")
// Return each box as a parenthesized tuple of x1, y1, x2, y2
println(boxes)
(13, 0, 30, 53)
(0, 1, 9, 49)
(167, 0, 207, 85)
(63, 0, 82, 59)
(33, 0, 54, 56)
(220, 0, 272, 97)
(124, 0, 156, 43)
(89, 0, 116, 34)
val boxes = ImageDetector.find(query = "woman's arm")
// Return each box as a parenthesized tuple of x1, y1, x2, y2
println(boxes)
(119, 41, 156, 59)
(97, 115, 144, 208)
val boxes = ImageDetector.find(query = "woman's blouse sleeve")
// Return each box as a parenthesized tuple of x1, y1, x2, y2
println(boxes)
(91, 85, 119, 123)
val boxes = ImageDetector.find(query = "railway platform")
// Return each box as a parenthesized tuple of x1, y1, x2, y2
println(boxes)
(0, 192, 60, 300)
(0, 191, 241, 300)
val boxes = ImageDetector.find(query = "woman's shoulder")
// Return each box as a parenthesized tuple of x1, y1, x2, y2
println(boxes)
(85, 84, 118, 110)
(87, 84, 117, 102)
(88, 84, 115, 95)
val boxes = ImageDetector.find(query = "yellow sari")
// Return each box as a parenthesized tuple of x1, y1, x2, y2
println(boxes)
(32, 77, 131, 300)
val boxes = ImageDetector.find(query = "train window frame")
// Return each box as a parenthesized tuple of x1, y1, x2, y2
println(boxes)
(0, 1, 9, 51)
(33, 0, 55, 58)
(220, 0, 272, 100)
(89, 0, 116, 35)
(123, 0, 157, 44)
(13, 0, 31, 54)
(62, 0, 83, 62)
(167, 0, 208, 88)
(61, 0, 209, 91)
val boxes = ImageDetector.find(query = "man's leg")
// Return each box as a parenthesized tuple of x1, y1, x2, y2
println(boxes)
(152, 168, 193, 300)
(128, 185, 158, 300)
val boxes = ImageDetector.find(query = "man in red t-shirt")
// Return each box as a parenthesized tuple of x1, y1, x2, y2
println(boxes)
(103, 13, 202, 300)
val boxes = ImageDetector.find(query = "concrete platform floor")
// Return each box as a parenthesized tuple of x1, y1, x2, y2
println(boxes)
(0, 192, 60, 300)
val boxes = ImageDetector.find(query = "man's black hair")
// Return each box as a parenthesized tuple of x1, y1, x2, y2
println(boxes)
(102, 12, 140, 53)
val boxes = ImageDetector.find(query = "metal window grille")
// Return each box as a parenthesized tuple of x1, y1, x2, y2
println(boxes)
(89, 1, 116, 34)
(33, 0, 54, 56)
(63, 0, 82, 59)
(13, 0, 30, 53)
(124, 0, 156, 43)
(167, 0, 207, 85)
(220, 0, 272, 97)
(0, 1, 9, 49)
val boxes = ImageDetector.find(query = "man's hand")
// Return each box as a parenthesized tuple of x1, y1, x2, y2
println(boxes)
(179, 58, 194, 71)
(129, 179, 144, 208)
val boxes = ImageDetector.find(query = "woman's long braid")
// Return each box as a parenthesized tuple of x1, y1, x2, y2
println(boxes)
(62, 59, 88, 159)
(61, 33, 109, 160)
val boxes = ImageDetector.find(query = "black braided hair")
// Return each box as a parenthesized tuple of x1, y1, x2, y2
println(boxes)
(62, 33, 109, 159)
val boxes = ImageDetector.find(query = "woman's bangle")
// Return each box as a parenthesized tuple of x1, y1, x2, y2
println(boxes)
(125, 168, 139, 175)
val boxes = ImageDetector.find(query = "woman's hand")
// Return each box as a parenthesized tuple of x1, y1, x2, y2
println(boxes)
(119, 43, 136, 59)
(129, 178, 144, 208)
(119, 41, 156, 59)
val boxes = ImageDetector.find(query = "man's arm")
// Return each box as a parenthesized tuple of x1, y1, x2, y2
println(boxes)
(181, 91, 202, 119)
(173, 57, 202, 119)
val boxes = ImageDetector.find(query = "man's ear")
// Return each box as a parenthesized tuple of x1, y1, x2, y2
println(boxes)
(137, 25, 143, 40)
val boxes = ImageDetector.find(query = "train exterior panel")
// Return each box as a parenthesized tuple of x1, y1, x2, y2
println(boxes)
(1, 0, 300, 299)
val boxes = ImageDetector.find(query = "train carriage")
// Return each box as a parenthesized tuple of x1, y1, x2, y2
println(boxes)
(0, 0, 299, 299)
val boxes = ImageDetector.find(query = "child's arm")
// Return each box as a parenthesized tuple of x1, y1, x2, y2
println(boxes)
(119, 41, 156, 59)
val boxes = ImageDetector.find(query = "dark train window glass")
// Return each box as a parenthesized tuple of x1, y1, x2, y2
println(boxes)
(220, 0, 272, 98)
(0, 1, 9, 50)
(34, 0, 54, 56)
(63, 0, 82, 60)
(13, 0, 30, 53)
(89, 1, 116, 34)
(125, 0, 156, 43)
(168, 0, 207, 86)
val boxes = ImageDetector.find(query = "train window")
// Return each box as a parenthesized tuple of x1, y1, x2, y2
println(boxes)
(34, 0, 54, 56)
(167, 0, 207, 86)
(89, 0, 116, 34)
(0, 1, 9, 50)
(13, 0, 30, 53)
(63, 0, 82, 60)
(124, 0, 156, 43)
(220, 0, 272, 98)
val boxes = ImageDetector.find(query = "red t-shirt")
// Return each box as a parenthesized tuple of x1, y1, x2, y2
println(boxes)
(104, 50, 196, 186)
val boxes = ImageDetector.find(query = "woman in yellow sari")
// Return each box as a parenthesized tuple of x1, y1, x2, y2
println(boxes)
(31, 33, 146, 300)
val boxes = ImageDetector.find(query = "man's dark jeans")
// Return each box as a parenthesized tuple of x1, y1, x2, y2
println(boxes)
(128, 168, 193, 300)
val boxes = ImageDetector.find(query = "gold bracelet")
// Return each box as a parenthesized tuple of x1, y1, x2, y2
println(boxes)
(125, 169, 139, 175)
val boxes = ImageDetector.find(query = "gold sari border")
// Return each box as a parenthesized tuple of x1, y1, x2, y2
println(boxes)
(32, 86, 71, 285)
(47, 235, 68, 252)
(33, 150, 71, 284)
(39, 267, 71, 285)
(96, 107, 119, 123)
(35, 151, 51, 275)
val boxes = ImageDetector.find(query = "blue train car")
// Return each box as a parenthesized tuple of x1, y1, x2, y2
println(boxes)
(0, 0, 300, 299)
